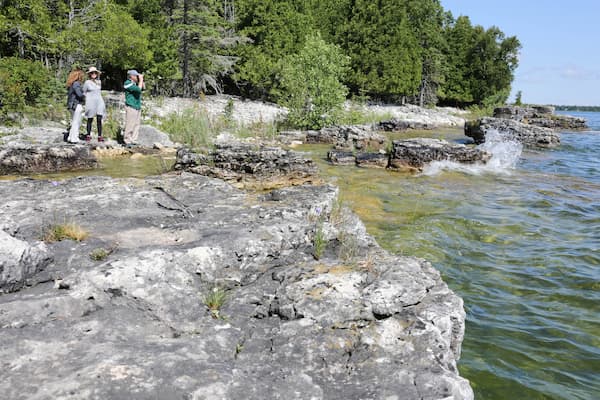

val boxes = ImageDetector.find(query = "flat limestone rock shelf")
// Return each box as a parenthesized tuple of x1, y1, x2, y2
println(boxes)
(0, 173, 473, 399)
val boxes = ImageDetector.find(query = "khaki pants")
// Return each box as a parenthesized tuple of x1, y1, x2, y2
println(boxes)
(124, 106, 141, 144)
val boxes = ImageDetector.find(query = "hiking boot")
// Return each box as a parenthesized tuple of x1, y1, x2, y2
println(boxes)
(85, 135, 91, 142)
(98, 136, 105, 142)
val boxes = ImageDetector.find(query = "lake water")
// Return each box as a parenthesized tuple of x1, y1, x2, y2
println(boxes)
(308, 111, 600, 400)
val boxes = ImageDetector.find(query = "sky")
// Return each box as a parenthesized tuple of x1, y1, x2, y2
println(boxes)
(440, 0, 600, 106)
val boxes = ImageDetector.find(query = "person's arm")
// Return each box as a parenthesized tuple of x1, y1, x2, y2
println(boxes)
(124, 80, 142, 94)
(74, 81, 85, 101)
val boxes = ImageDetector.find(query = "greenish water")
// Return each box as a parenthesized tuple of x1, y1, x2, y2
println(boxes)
(301, 122, 600, 399)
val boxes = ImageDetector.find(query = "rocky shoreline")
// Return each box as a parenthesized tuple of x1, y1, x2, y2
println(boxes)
(0, 98, 480, 399)
(0, 173, 473, 399)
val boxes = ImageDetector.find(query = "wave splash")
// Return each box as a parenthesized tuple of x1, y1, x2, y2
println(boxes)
(422, 129, 522, 176)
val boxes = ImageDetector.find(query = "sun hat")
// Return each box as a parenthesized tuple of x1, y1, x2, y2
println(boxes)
(87, 66, 101, 74)
(127, 69, 140, 77)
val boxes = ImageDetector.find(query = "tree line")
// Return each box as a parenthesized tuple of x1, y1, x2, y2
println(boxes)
(1, 0, 520, 117)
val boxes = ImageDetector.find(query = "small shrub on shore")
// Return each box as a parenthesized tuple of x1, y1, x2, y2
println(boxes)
(203, 286, 228, 319)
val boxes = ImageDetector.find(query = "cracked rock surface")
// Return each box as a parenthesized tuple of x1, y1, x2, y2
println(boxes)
(0, 173, 472, 399)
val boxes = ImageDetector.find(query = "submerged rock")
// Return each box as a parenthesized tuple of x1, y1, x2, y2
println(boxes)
(465, 117, 560, 148)
(0, 174, 473, 399)
(390, 138, 491, 171)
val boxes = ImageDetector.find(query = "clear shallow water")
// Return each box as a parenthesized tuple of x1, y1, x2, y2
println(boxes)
(305, 113, 600, 400)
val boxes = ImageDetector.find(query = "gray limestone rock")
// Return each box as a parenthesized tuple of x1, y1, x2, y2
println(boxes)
(465, 117, 561, 147)
(0, 230, 52, 293)
(138, 125, 176, 148)
(493, 106, 587, 130)
(174, 141, 318, 188)
(390, 138, 491, 171)
(0, 173, 473, 399)
(355, 152, 389, 168)
(0, 144, 97, 174)
(327, 150, 355, 166)
(308, 125, 387, 151)
(377, 118, 434, 131)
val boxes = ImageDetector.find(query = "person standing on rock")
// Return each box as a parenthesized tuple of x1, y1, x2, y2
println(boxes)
(83, 67, 106, 142)
(66, 68, 85, 144)
(123, 69, 144, 147)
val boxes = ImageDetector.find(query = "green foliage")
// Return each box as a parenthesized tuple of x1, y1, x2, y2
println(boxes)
(342, 0, 421, 98)
(0, 0, 521, 108)
(234, 0, 313, 99)
(278, 33, 349, 129)
(440, 15, 520, 107)
(0, 57, 57, 120)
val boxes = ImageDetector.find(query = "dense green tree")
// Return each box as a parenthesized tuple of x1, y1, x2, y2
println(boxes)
(402, 0, 447, 106)
(441, 15, 520, 106)
(278, 33, 349, 129)
(172, 0, 242, 96)
(234, 0, 313, 99)
(342, 0, 421, 100)
(0, 0, 521, 108)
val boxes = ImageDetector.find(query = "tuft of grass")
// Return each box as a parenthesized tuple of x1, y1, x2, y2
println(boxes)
(43, 222, 88, 243)
(337, 230, 359, 263)
(160, 108, 215, 149)
(203, 286, 228, 319)
(337, 103, 395, 126)
(313, 223, 327, 260)
(89, 242, 119, 261)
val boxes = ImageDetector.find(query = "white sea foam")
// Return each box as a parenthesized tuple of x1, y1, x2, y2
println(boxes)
(422, 129, 522, 176)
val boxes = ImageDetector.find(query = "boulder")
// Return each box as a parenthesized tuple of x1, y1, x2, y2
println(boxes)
(377, 118, 434, 131)
(307, 125, 387, 151)
(390, 138, 491, 171)
(0, 230, 52, 293)
(138, 124, 176, 148)
(465, 117, 560, 147)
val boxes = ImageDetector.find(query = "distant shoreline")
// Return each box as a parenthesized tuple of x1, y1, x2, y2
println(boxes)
(553, 105, 600, 112)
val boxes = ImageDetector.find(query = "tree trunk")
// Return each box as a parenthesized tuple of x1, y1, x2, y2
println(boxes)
(182, 0, 191, 97)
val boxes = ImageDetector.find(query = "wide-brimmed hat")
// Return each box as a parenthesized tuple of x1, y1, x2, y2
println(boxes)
(87, 66, 101, 75)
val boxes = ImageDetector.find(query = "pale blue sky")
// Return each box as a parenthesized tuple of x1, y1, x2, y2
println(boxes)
(440, 0, 600, 106)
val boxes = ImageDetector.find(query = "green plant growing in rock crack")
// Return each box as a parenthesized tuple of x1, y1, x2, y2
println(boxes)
(313, 222, 327, 260)
(89, 242, 119, 261)
(203, 286, 228, 319)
